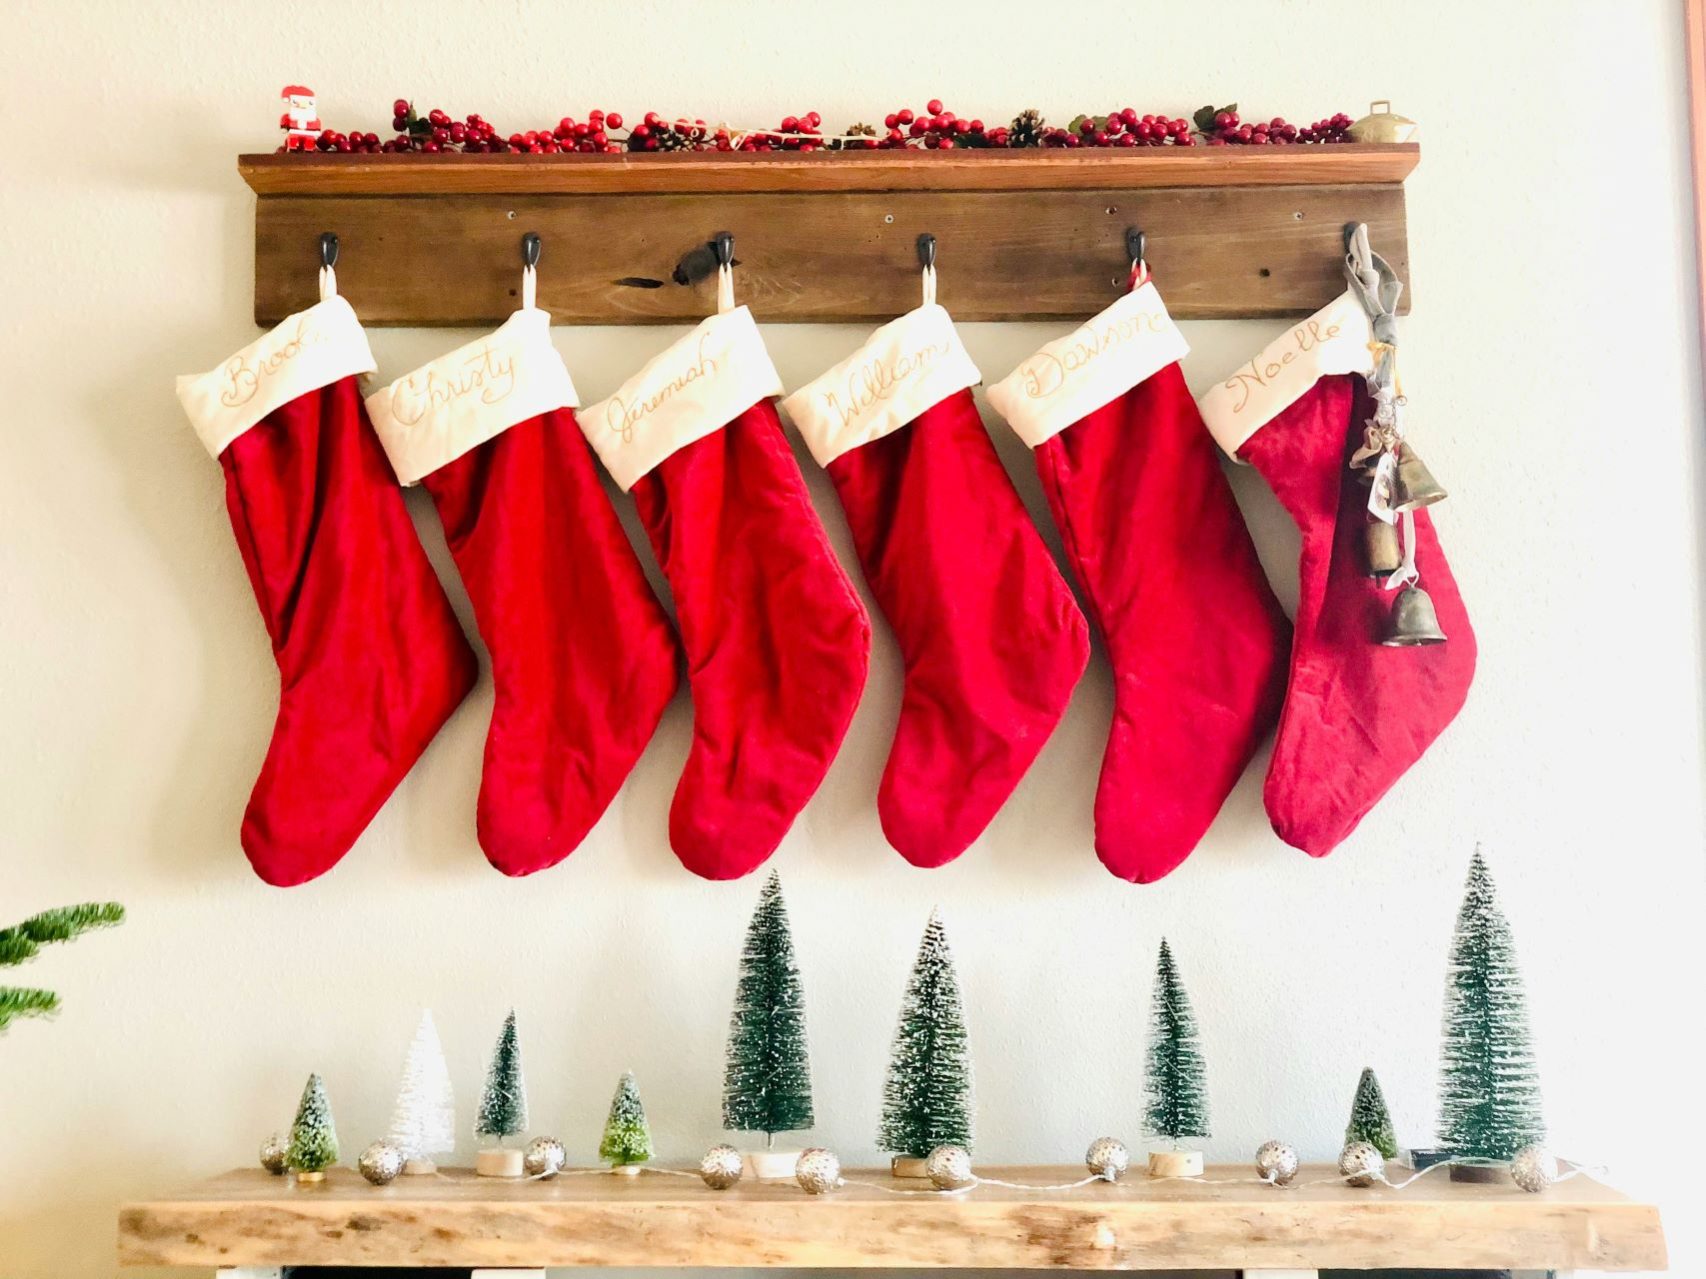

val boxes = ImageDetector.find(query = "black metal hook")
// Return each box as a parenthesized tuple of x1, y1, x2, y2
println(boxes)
(319, 231, 339, 270)
(521, 232, 541, 268)
(916, 232, 937, 271)
(713, 231, 735, 268)
(1125, 227, 1146, 268)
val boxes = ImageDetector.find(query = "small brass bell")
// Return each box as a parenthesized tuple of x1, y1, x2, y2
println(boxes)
(1390, 442, 1447, 511)
(1364, 519, 1402, 578)
(1382, 585, 1447, 647)
(1347, 100, 1419, 144)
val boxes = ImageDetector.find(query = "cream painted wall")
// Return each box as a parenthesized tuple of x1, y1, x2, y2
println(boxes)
(3, 2, 1704, 1276)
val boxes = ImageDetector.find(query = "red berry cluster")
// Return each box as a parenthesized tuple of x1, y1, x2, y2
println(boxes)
(873, 99, 1005, 150)
(1194, 104, 1354, 146)
(310, 128, 384, 154)
(1039, 108, 1194, 148)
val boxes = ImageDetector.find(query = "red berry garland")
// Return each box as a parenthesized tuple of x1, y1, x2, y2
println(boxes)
(280, 97, 1361, 155)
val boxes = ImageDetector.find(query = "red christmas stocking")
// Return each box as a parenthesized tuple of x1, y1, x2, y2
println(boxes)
(783, 299, 1089, 866)
(177, 278, 477, 886)
(368, 293, 679, 876)
(581, 285, 870, 879)
(990, 277, 1291, 883)
(1199, 293, 1475, 856)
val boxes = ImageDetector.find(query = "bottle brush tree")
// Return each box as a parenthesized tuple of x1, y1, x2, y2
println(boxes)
(1436, 849, 1544, 1161)
(475, 1009, 529, 1145)
(1143, 938, 1209, 1147)
(723, 870, 814, 1145)
(286, 1073, 339, 1174)
(599, 1070, 654, 1167)
(0, 902, 124, 1034)
(878, 910, 972, 1159)
(1345, 1066, 1399, 1159)
(388, 1009, 456, 1166)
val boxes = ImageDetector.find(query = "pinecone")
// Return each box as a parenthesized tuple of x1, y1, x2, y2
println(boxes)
(830, 122, 878, 151)
(1008, 108, 1045, 148)
(654, 124, 697, 152)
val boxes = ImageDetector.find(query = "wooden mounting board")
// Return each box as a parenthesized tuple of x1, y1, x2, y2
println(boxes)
(241, 148, 1414, 326)
(118, 1164, 1666, 1272)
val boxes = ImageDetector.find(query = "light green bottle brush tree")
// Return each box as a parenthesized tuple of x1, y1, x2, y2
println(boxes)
(0, 902, 124, 1033)
(286, 1073, 339, 1181)
(599, 1070, 653, 1173)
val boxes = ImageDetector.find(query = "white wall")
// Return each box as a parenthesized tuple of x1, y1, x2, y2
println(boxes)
(3, 2, 1703, 1276)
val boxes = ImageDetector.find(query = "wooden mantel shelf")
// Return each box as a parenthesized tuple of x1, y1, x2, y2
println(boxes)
(241, 146, 1418, 326)
(118, 1163, 1666, 1272)
(238, 144, 1420, 196)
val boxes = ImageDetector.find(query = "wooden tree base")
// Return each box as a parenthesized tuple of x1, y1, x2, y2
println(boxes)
(475, 1148, 524, 1178)
(1147, 1150, 1204, 1178)
(891, 1156, 930, 1179)
(744, 1149, 801, 1181)
(292, 1170, 324, 1184)
(401, 1158, 437, 1176)
(609, 1164, 643, 1177)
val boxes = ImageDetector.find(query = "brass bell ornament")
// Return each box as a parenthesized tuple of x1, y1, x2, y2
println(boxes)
(1382, 585, 1448, 647)
(1347, 100, 1419, 144)
(1390, 442, 1447, 512)
(1363, 519, 1402, 578)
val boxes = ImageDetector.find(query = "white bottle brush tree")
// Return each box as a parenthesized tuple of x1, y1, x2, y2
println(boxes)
(388, 1010, 456, 1172)
(476, 1009, 528, 1147)
(599, 1070, 653, 1170)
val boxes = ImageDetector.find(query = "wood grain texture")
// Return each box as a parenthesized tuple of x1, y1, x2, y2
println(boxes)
(117, 1164, 1666, 1271)
(253, 185, 1408, 326)
(238, 146, 1420, 196)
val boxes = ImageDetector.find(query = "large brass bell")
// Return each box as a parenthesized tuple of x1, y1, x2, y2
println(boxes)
(1363, 519, 1402, 578)
(1382, 585, 1447, 647)
(1390, 442, 1447, 511)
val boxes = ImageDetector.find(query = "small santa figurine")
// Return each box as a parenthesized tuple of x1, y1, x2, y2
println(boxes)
(279, 85, 321, 152)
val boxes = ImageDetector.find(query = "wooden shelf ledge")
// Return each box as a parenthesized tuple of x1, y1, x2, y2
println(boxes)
(118, 1163, 1665, 1272)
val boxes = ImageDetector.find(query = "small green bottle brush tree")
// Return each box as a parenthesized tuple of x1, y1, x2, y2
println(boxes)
(1143, 938, 1209, 1177)
(286, 1073, 339, 1181)
(723, 870, 814, 1177)
(1436, 850, 1544, 1166)
(474, 1009, 529, 1177)
(1345, 1066, 1399, 1159)
(0, 902, 123, 1033)
(878, 910, 972, 1174)
(600, 1071, 653, 1173)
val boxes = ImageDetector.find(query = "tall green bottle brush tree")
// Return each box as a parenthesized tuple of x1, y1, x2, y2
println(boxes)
(723, 870, 814, 1165)
(1143, 938, 1209, 1175)
(474, 1009, 529, 1176)
(1436, 850, 1544, 1163)
(879, 910, 973, 1171)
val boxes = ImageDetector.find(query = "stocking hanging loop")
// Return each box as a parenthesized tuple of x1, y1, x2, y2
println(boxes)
(917, 233, 938, 308)
(317, 231, 339, 301)
(520, 231, 541, 310)
(1125, 227, 1149, 289)
(713, 231, 736, 313)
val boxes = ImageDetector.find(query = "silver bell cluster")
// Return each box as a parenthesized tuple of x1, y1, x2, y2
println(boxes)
(1254, 1140, 1300, 1186)
(795, 1147, 841, 1194)
(1509, 1145, 1558, 1193)
(1085, 1136, 1130, 1182)
(524, 1136, 567, 1178)
(1338, 1140, 1385, 1187)
(358, 1140, 405, 1185)
(699, 1144, 744, 1190)
(926, 1144, 976, 1191)
(259, 1133, 289, 1175)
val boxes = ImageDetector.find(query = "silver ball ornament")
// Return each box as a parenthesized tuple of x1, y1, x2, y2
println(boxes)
(1254, 1140, 1300, 1186)
(925, 1144, 976, 1190)
(524, 1136, 567, 1178)
(700, 1143, 744, 1190)
(259, 1133, 289, 1175)
(1338, 1140, 1385, 1188)
(795, 1146, 842, 1194)
(1085, 1136, 1130, 1182)
(358, 1140, 405, 1185)
(1510, 1145, 1558, 1193)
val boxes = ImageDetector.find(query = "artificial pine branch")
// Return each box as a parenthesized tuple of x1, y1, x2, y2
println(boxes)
(878, 910, 973, 1158)
(0, 987, 60, 1032)
(723, 870, 814, 1138)
(1143, 938, 1209, 1143)
(1345, 1066, 1399, 1158)
(475, 1009, 529, 1143)
(1436, 850, 1544, 1160)
(599, 1071, 653, 1166)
